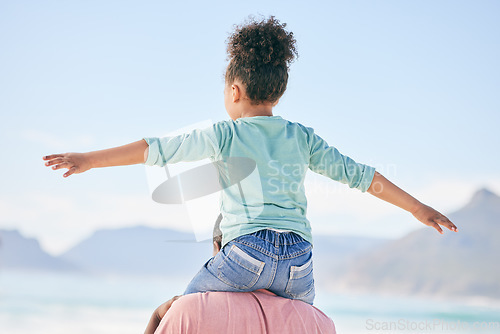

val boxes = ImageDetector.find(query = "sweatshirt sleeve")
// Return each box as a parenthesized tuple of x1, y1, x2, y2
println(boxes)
(143, 122, 227, 167)
(308, 131, 376, 192)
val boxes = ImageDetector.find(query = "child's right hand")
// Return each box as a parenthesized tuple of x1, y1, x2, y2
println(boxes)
(43, 153, 92, 178)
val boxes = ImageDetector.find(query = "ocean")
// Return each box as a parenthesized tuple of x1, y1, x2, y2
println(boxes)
(1, 271, 499, 334)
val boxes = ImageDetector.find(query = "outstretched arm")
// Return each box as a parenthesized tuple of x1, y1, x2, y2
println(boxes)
(43, 139, 149, 178)
(367, 171, 458, 234)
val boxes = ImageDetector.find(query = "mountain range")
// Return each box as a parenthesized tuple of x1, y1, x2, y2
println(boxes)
(329, 188, 500, 300)
(1, 187, 498, 301)
(0, 230, 77, 272)
(0, 225, 385, 279)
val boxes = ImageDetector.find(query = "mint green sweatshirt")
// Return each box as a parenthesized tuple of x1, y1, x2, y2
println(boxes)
(143, 115, 376, 247)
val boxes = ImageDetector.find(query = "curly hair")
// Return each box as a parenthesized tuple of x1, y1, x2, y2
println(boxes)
(225, 16, 298, 105)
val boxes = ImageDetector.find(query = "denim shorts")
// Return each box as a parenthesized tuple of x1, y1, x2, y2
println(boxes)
(184, 229, 315, 305)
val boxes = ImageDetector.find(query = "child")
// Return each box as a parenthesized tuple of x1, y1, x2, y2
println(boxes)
(144, 214, 336, 334)
(43, 14, 457, 323)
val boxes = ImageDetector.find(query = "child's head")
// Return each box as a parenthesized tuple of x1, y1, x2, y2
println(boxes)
(224, 16, 298, 116)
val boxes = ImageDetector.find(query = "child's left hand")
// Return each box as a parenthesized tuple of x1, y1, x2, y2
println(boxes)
(412, 203, 458, 234)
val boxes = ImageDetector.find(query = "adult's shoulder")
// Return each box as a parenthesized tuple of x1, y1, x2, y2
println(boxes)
(156, 290, 336, 334)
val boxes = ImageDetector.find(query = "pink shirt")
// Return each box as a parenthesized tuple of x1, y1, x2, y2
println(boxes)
(155, 290, 336, 334)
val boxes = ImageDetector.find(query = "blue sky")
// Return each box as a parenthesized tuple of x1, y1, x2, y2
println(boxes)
(1, 0, 499, 255)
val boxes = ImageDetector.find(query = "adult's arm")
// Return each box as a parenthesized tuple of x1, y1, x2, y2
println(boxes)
(144, 296, 181, 334)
